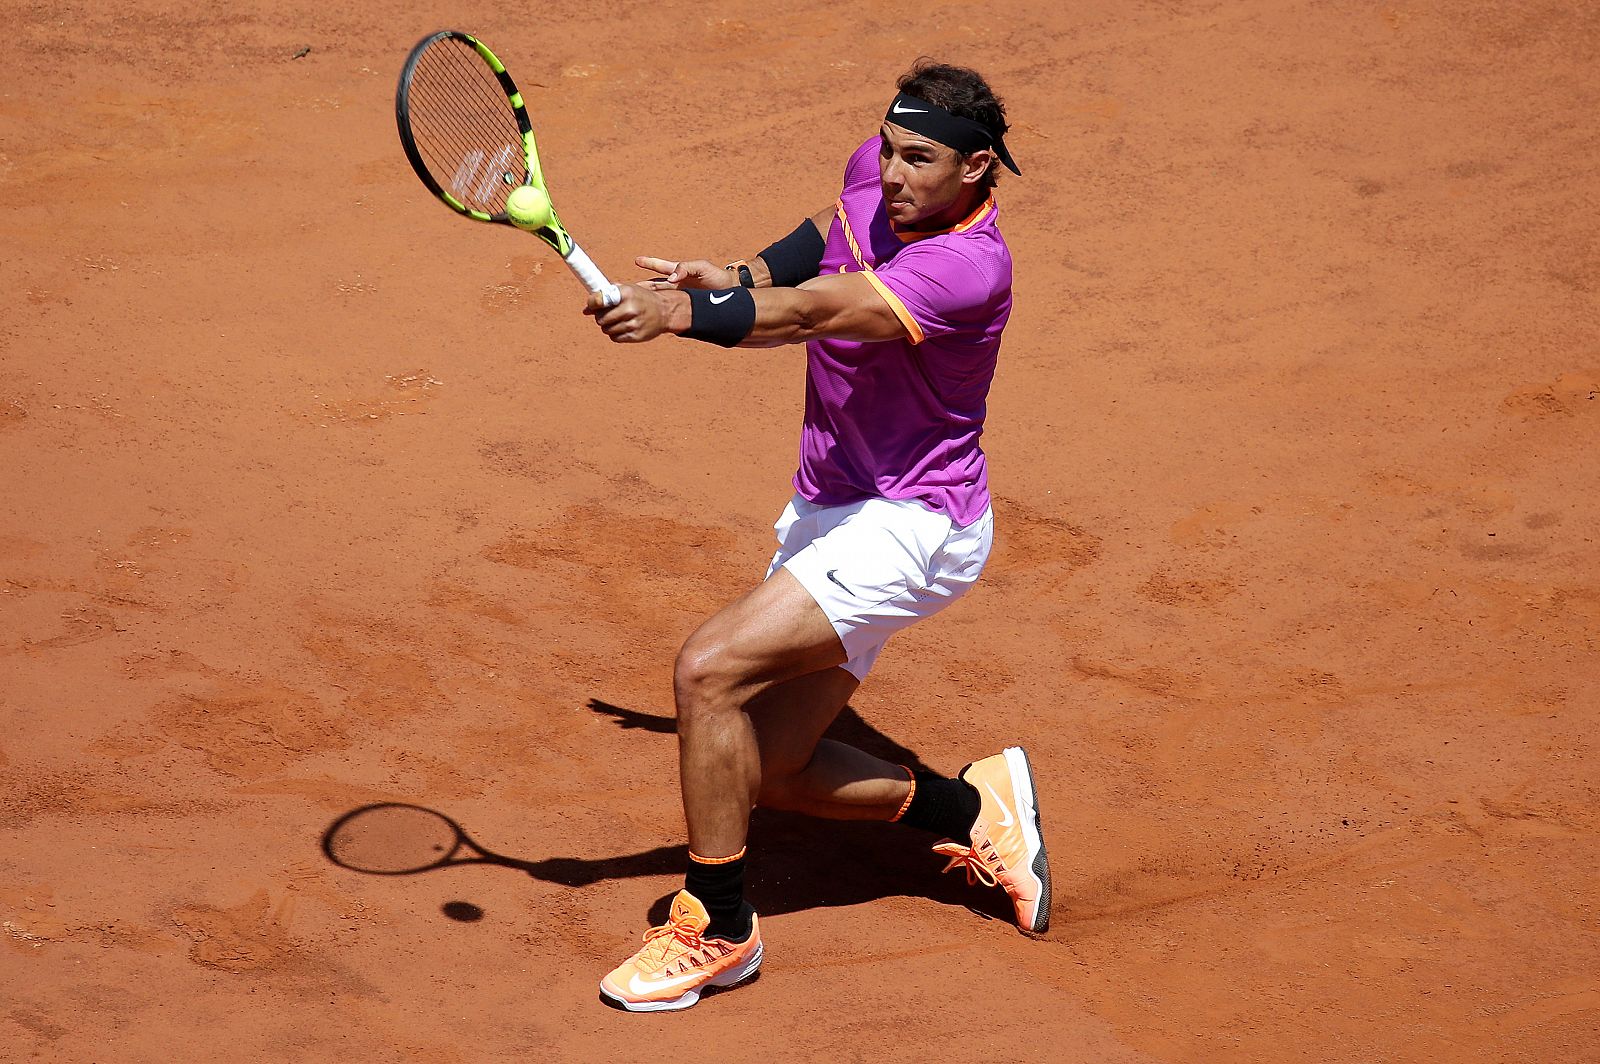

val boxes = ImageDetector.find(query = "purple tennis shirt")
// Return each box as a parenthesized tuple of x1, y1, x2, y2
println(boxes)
(794, 137, 1012, 528)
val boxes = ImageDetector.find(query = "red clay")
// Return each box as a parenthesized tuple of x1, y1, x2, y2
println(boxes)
(2, 2, 1596, 1060)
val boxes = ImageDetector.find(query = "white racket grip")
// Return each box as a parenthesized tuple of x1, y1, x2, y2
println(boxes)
(564, 242, 621, 307)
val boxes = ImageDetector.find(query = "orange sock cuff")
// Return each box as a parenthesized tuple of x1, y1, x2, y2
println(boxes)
(888, 766, 917, 823)
(688, 847, 747, 866)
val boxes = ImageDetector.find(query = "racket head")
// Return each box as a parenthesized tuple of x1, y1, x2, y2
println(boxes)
(395, 30, 576, 256)
(322, 802, 468, 875)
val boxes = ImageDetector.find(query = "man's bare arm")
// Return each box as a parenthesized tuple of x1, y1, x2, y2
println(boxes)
(742, 272, 908, 345)
(587, 269, 910, 347)
(621, 269, 905, 347)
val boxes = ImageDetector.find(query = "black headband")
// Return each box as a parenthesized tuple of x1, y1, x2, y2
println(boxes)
(884, 93, 1022, 176)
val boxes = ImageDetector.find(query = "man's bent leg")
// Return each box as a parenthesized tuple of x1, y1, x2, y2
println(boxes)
(746, 668, 915, 820)
(673, 567, 847, 859)
(601, 569, 843, 1013)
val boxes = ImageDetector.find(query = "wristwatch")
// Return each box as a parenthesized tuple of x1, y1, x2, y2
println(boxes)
(725, 260, 755, 288)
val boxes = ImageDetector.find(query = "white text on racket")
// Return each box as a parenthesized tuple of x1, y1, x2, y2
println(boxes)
(451, 145, 517, 203)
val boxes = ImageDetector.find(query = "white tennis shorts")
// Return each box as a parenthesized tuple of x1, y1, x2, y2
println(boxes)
(765, 493, 994, 681)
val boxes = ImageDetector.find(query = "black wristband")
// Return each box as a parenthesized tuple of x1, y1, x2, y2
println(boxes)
(682, 287, 756, 348)
(757, 219, 826, 289)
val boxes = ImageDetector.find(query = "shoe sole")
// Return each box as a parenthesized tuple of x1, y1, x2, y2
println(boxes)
(598, 941, 764, 1013)
(1003, 746, 1051, 934)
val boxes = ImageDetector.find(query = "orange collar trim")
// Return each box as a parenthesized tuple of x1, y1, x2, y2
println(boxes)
(889, 195, 996, 242)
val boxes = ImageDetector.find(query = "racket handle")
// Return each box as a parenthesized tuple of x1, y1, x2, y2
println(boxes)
(564, 242, 622, 307)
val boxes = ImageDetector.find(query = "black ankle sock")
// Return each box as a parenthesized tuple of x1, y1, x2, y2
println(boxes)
(685, 853, 752, 942)
(898, 772, 981, 840)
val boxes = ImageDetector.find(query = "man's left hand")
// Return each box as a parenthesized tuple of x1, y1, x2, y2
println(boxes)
(635, 256, 737, 291)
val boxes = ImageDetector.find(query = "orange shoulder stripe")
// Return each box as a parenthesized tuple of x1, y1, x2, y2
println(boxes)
(835, 197, 868, 270)
(863, 272, 925, 345)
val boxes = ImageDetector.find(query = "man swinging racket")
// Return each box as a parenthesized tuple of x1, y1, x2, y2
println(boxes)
(584, 61, 1048, 1013)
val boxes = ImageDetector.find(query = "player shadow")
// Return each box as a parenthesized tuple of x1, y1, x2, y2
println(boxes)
(318, 699, 1010, 926)
(588, 698, 1012, 926)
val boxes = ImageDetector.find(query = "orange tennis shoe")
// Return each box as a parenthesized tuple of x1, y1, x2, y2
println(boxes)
(933, 746, 1051, 933)
(599, 890, 763, 1012)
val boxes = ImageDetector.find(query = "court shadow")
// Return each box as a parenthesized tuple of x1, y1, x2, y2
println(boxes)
(643, 808, 1012, 927)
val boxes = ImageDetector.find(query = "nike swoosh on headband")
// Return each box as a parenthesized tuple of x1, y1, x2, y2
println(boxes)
(884, 92, 1022, 176)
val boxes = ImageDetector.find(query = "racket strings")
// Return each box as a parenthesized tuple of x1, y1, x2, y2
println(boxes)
(405, 38, 526, 214)
(424, 50, 509, 156)
(414, 50, 520, 206)
(418, 45, 520, 162)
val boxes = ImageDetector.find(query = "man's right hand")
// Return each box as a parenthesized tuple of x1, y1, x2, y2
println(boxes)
(635, 255, 739, 291)
(583, 283, 690, 343)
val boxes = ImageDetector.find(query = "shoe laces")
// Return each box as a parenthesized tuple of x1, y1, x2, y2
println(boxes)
(933, 840, 998, 888)
(635, 914, 705, 971)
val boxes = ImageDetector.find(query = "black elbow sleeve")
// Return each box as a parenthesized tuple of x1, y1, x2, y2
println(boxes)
(758, 219, 827, 288)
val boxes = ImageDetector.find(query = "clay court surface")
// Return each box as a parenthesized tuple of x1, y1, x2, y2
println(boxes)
(3, 0, 1597, 1059)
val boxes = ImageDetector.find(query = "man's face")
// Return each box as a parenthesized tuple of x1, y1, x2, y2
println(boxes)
(878, 122, 989, 230)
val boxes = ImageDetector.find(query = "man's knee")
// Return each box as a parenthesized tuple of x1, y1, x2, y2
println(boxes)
(672, 634, 744, 723)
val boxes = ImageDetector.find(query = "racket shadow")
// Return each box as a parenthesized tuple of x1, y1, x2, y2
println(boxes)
(318, 801, 686, 886)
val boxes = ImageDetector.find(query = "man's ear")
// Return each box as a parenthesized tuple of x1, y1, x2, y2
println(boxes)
(962, 149, 996, 185)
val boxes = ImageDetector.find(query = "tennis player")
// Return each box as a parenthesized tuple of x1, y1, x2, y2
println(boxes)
(584, 61, 1047, 1013)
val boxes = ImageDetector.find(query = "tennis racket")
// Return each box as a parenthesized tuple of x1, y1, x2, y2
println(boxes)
(396, 30, 621, 306)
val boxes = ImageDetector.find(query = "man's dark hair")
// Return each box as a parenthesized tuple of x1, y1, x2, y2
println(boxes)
(896, 60, 1011, 190)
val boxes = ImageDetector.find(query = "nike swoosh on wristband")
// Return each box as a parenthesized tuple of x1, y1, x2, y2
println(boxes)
(709, 291, 735, 304)
(891, 101, 927, 114)
(983, 781, 1016, 827)
(629, 969, 704, 996)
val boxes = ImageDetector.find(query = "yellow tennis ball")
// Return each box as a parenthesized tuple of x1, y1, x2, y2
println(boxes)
(506, 186, 553, 230)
